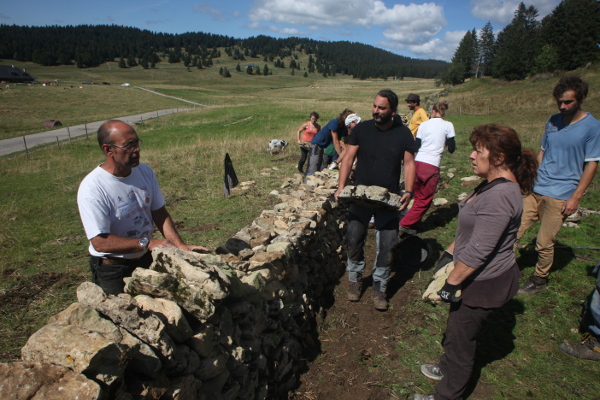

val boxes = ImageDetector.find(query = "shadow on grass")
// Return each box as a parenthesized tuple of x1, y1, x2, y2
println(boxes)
(516, 239, 576, 275)
(419, 203, 460, 234)
(386, 237, 445, 300)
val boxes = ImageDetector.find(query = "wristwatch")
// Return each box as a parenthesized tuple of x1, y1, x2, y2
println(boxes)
(405, 190, 414, 196)
(139, 237, 150, 250)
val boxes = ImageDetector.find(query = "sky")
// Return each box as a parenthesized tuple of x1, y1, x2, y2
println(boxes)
(1, 0, 562, 62)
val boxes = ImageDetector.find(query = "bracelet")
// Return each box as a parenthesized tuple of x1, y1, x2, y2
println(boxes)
(405, 190, 413, 195)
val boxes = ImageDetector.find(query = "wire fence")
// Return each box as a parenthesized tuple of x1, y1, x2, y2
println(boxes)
(1, 108, 191, 159)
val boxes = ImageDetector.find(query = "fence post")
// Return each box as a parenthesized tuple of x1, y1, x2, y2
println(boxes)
(157, 111, 159, 119)
(56, 136, 60, 149)
(23, 136, 29, 160)
(67, 126, 72, 145)
(85, 123, 89, 140)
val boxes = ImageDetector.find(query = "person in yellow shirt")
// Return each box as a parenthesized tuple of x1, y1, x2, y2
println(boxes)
(406, 93, 429, 138)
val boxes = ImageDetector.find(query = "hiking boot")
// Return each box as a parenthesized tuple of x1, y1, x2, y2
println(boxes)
(373, 289, 388, 311)
(399, 225, 417, 236)
(420, 364, 444, 381)
(348, 281, 362, 302)
(559, 333, 600, 361)
(517, 275, 547, 295)
(413, 395, 435, 400)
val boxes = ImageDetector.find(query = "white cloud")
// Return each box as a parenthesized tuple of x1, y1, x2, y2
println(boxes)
(269, 26, 303, 35)
(470, 0, 560, 25)
(249, 0, 446, 45)
(194, 5, 224, 18)
(146, 20, 169, 25)
(379, 30, 465, 62)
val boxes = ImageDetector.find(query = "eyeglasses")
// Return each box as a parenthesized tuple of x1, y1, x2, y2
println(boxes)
(109, 139, 142, 150)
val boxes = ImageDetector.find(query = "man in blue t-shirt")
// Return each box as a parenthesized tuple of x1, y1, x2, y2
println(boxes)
(334, 89, 417, 311)
(305, 109, 352, 176)
(517, 76, 600, 295)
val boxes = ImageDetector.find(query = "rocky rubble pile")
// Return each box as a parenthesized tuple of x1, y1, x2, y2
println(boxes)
(0, 170, 347, 400)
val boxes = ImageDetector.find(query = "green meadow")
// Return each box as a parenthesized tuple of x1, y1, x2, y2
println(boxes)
(1, 58, 599, 398)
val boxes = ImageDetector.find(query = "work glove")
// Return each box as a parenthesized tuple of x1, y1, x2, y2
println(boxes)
(437, 280, 462, 303)
(434, 250, 454, 273)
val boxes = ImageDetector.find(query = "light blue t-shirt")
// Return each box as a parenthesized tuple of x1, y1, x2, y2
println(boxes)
(534, 113, 600, 200)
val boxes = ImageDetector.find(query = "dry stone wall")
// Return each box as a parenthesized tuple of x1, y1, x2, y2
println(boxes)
(1, 170, 348, 400)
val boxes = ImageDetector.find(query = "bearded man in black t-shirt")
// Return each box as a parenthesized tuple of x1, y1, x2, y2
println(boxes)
(334, 89, 417, 311)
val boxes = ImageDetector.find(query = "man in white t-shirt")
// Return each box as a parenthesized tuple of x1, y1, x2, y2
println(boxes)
(77, 120, 208, 294)
(400, 101, 455, 234)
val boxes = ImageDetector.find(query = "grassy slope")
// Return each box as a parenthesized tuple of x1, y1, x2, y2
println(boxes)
(1, 59, 600, 398)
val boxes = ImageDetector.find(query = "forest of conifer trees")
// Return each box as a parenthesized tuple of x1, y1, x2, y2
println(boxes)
(0, 25, 447, 80)
(444, 0, 600, 84)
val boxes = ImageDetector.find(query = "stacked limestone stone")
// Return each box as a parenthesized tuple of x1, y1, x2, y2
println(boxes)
(0, 170, 347, 400)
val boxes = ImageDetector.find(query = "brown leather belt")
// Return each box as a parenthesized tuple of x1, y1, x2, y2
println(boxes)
(100, 257, 138, 265)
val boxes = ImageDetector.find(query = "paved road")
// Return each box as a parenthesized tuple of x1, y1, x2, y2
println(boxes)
(0, 107, 190, 157)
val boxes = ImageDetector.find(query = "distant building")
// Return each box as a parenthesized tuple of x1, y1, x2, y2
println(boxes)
(0, 65, 36, 83)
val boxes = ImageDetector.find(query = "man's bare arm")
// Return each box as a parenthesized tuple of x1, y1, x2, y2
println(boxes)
(399, 151, 416, 210)
(563, 161, 598, 215)
(152, 206, 209, 252)
(334, 144, 359, 201)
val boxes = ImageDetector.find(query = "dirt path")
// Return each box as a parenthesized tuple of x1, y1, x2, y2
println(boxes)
(290, 229, 495, 400)
(290, 236, 423, 400)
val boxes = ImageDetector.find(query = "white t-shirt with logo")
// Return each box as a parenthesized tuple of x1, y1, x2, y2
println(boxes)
(77, 163, 165, 258)
(415, 118, 455, 168)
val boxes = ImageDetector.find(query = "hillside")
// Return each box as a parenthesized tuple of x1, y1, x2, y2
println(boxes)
(0, 24, 448, 79)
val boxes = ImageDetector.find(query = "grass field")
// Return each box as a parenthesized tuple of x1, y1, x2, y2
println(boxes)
(1, 58, 600, 398)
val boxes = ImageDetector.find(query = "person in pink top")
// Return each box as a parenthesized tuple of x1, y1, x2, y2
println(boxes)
(400, 101, 456, 235)
(296, 111, 321, 173)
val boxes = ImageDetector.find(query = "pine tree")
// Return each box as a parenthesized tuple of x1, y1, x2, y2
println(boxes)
(236, 63, 241, 72)
(263, 64, 269, 76)
(491, 2, 541, 80)
(478, 22, 495, 78)
(532, 44, 559, 74)
(541, 0, 600, 71)
(127, 54, 137, 67)
(446, 29, 478, 83)
(118, 55, 127, 68)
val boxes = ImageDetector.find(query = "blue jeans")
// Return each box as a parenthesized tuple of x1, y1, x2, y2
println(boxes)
(346, 204, 399, 293)
(89, 251, 152, 295)
(305, 143, 330, 177)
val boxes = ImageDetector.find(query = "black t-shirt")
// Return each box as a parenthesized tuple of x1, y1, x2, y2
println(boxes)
(349, 119, 417, 194)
